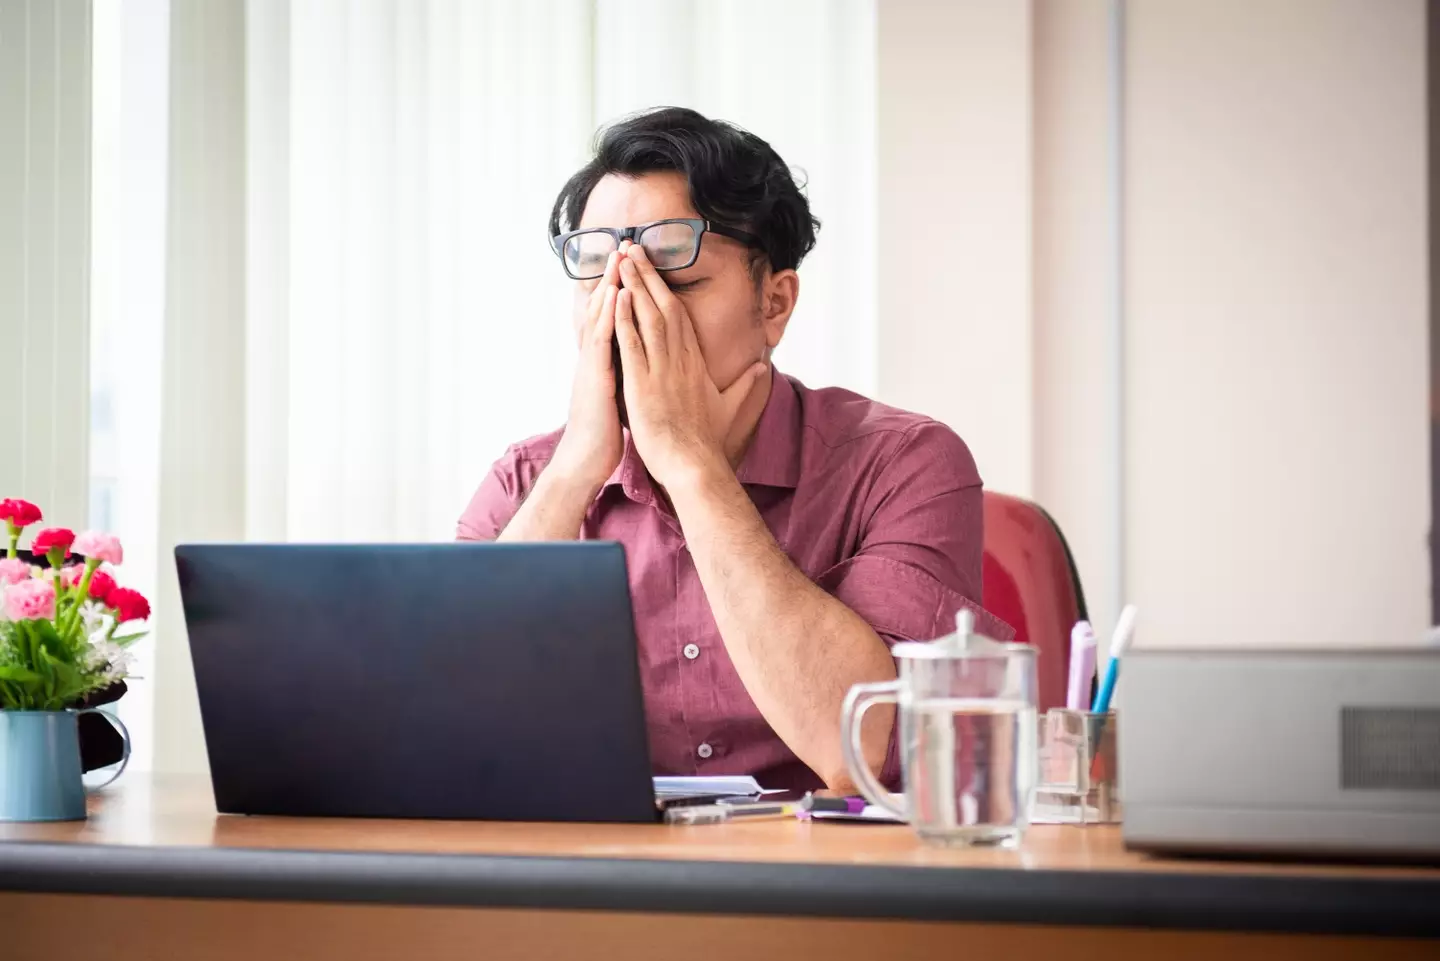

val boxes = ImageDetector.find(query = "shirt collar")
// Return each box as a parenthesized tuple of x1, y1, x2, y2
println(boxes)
(734, 367, 802, 489)
(599, 366, 803, 497)
(601, 433, 649, 501)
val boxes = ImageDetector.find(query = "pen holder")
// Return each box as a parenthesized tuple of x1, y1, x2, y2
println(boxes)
(1034, 709, 1121, 825)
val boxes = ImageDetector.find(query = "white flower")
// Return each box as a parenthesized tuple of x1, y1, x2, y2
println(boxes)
(79, 600, 108, 636)
(102, 646, 135, 683)
(83, 637, 133, 678)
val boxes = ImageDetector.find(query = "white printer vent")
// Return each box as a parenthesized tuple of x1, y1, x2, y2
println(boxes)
(1340, 707, 1440, 790)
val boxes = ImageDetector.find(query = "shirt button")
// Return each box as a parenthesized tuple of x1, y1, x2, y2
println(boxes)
(697, 742, 714, 759)
(683, 643, 700, 660)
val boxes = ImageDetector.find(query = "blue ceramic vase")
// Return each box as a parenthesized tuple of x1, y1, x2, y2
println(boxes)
(0, 709, 131, 821)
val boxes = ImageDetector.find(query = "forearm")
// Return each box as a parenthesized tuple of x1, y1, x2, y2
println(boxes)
(668, 464, 896, 790)
(496, 468, 600, 542)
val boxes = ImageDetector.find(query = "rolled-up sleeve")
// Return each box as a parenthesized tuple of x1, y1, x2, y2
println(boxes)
(456, 446, 527, 541)
(817, 421, 1014, 790)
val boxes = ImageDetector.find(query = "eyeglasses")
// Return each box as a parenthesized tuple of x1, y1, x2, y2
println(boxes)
(550, 218, 763, 281)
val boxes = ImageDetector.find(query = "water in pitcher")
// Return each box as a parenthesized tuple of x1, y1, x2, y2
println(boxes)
(904, 696, 1037, 846)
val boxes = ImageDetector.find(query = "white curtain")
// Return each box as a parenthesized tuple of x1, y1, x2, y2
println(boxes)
(0, 0, 93, 527)
(246, 0, 876, 544)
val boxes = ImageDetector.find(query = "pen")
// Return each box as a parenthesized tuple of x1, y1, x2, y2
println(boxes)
(1090, 604, 1137, 714)
(1066, 621, 1098, 711)
(664, 801, 801, 825)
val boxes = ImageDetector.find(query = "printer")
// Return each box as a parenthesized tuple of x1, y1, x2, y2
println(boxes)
(1120, 646, 1440, 861)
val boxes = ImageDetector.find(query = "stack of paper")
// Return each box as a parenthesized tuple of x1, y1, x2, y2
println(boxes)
(653, 775, 768, 798)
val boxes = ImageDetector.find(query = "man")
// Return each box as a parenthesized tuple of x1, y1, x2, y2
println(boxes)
(459, 107, 1011, 793)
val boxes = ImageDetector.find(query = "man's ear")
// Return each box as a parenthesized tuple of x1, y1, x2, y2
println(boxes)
(760, 269, 799, 350)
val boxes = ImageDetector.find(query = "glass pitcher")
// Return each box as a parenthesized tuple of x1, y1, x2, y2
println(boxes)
(841, 610, 1038, 847)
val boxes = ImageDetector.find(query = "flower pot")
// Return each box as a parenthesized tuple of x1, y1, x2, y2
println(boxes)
(0, 709, 130, 821)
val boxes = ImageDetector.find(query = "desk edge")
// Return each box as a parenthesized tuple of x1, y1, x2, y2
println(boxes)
(0, 842, 1437, 938)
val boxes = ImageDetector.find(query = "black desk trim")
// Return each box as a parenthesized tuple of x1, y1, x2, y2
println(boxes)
(1, 841, 1437, 938)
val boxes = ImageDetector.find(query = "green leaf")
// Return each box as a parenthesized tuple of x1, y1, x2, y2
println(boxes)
(37, 648, 92, 710)
(111, 631, 148, 647)
(0, 665, 42, 683)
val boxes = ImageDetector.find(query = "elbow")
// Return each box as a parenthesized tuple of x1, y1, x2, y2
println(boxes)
(815, 745, 890, 797)
(816, 714, 899, 795)
(818, 765, 860, 795)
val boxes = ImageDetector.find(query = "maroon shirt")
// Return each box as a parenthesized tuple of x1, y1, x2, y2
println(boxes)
(458, 370, 1012, 792)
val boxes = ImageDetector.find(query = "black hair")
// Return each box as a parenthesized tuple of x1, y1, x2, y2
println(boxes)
(548, 106, 819, 273)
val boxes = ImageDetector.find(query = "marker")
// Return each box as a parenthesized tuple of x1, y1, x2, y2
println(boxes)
(1090, 604, 1137, 714)
(664, 801, 801, 825)
(801, 794, 867, 815)
(1066, 621, 1098, 711)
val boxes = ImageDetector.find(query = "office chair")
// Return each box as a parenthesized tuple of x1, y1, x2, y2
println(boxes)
(981, 492, 1089, 712)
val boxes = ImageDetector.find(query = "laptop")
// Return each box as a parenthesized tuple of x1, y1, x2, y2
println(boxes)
(176, 542, 680, 823)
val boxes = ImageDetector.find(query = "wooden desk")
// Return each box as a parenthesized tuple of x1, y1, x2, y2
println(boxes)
(1, 775, 1436, 960)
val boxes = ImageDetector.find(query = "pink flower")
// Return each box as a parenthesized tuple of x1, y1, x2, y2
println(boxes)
(60, 564, 84, 587)
(0, 498, 42, 529)
(3, 578, 56, 621)
(106, 587, 150, 624)
(73, 531, 124, 566)
(0, 557, 31, 585)
(31, 527, 76, 558)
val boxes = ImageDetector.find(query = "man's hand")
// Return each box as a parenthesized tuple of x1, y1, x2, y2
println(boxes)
(614, 245, 768, 488)
(550, 251, 624, 488)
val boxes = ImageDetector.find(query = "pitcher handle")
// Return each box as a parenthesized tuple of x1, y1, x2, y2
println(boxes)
(840, 681, 908, 821)
(76, 708, 131, 791)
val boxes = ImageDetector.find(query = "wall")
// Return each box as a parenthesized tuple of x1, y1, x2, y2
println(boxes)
(1122, 0, 1429, 647)
(1032, 0, 1118, 636)
(0, 0, 92, 525)
(880, 0, 1431, 647)
(876, 0, 1035, 501)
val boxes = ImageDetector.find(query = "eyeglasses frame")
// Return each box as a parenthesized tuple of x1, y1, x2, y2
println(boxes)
(550, 218, 764, 280)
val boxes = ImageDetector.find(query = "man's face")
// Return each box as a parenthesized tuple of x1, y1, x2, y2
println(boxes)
(572, 171, 776, 392)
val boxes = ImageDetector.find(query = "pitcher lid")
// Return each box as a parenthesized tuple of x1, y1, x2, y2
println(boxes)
(891, 608, 1036, 660)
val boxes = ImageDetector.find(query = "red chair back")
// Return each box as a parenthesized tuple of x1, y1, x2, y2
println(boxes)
(981, 491, 1087, 712)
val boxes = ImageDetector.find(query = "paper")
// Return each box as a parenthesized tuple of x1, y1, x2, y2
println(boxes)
(653, 775, 766, 798)
(808, 804, 905, 824)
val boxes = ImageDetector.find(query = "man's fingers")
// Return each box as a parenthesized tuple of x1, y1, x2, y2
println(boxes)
(718, 361, 770, 419)
(614, 288, 647, 373)
(619, 256, 668, 356)
(585, 254, 619, 319)
(586, 252, 621, 319)
(624, 244, 681, 320)
(677, 299, 701, 352)
(627, 245, 691, 357)
(590, 285, 618, 355)
(579, 282, 616, 351)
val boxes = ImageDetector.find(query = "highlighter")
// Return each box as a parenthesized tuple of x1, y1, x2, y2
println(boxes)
(1066, 621, 1098, 711)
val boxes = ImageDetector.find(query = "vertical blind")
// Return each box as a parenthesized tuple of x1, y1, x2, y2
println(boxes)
(0, 0, 92, 527)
